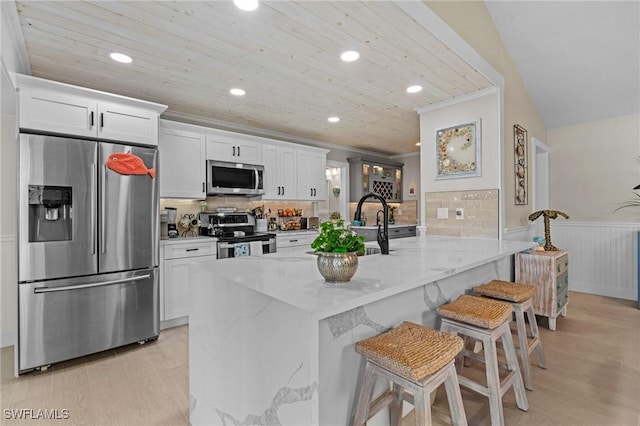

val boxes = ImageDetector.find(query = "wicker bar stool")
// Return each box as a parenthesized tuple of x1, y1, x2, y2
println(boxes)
(473, 280, 546, 390)
(353, 321, 468, 426)
(438, 295, 528, 426)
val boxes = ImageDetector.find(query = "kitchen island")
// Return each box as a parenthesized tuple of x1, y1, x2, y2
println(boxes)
(189, 236, 533, 425)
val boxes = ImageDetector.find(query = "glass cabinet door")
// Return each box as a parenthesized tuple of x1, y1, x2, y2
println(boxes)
(362, 164, 370, 194)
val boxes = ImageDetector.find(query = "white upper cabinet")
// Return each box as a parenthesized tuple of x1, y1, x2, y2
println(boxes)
(18, 87, 96, 137)
(296, 148, 327, 201)
(262, 143, 297, 200)
(159, 122, 206, 199)
(97, 101, 160, 146)
(205, 131, 261, 164)
(16, 74, 166, 146)
(262, 142, 328, 201)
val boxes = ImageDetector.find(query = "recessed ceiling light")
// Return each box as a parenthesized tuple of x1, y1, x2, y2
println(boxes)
(406, 85, 423, 94)
(415, 142, 421, 146)
(230, 88, 246, 96)
(234, 0, 259, 11)
(109, 52, 132, 64)
(340, 51, 360, 62)
(328, 117, 340, 123)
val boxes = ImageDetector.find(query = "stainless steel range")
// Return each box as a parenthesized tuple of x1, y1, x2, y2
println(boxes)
(199, 212, 276, 259)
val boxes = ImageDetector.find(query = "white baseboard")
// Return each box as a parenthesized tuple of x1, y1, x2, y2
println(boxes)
(160, 316, 188, 330)
(1, 330, 16, 348)
(570, 281, 636, 301)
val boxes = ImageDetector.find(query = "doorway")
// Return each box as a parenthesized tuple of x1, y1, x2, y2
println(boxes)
(532, 138, 550, 236)
(318, 160, 349, 221)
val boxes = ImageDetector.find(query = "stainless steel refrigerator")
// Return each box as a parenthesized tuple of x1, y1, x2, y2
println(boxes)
(17, 133, 159, 374)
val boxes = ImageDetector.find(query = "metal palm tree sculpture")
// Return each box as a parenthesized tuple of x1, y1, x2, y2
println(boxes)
(528, 210, 569, 251)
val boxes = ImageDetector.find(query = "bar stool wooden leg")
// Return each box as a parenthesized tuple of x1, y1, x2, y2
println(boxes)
(526, 304, 546, 368)
(389, 383, 403, 426)
(482, 333, 505, 426)
(513, 303, 534, 390)
(443, 365, 467, 426)
(413, 387, 432, 426)
(353, 362, 376, 426)
(501, 330, 529, 412)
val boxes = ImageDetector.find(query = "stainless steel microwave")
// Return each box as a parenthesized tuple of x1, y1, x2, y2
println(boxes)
(206, 160, 265, 196)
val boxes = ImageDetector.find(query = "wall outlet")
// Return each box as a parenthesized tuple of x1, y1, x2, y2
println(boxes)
(437, 207, 449, 219)
(455, 208, 464, 220)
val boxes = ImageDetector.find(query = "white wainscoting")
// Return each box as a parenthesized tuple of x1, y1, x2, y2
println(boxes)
(551, 222, 639, 301)
(1, 234, 16, 348)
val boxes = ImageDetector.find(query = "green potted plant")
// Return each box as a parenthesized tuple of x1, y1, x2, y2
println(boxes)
(311, 218, 366, 283)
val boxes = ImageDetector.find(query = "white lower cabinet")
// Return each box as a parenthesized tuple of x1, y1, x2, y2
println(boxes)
(276, 232, 317, 249)
(160, 239, 216, 328)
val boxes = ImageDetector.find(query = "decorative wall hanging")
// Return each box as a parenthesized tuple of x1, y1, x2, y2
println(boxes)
(514, 124, 528, 205)
(435, 119, 481, 179)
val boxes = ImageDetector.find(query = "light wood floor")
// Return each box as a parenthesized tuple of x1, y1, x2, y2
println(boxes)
(1, 291, 638, 426)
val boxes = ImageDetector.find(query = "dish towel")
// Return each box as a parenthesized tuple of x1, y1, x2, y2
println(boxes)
(249, 241, 263, 257)
(234, 243, 250, 257)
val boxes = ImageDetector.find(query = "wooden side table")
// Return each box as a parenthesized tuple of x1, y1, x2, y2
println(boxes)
(516, 250, 569, 330)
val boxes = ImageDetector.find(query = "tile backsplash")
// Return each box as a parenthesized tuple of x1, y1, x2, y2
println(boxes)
(425, 189, 498, 239)
(347, 200, 417, 225)
(160, 197, 315, 232)
(161, 197, 418, 233)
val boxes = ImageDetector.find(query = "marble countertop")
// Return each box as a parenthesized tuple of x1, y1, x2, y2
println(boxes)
(194, 236, 533, 319)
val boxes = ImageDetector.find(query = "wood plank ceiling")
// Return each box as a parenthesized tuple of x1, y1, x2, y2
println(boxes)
(14, 1, 493, 155)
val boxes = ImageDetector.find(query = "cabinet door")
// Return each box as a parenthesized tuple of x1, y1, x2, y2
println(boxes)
(159, 127, 206, 198)
(309, 150, 327, 200)
(97, 101, 159, 146)
(235, 139, 261, 164)
(19, 87, 97, 137)
(297, 149, 327, 200)
(262, 144, 297, 200)
(206, 135, 260, 164)
(163, 258, 192, 321)
(279, 146, 297, 200)
(206, 136, 236, 162)
(262, 144, 280, 198)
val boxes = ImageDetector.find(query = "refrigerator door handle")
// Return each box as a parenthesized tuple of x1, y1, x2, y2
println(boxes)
(34, 274, 151, 294)
(100, 164, 106, 254)
(90, 162, 97, 255)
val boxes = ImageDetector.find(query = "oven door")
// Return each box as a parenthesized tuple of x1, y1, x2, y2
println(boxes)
(217, 238, 275, 259)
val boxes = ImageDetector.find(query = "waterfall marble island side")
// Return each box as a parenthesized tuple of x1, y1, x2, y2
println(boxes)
(189, 236, 533, 426)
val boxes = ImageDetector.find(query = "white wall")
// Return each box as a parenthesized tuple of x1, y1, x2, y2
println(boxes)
(419, 92, 500, 230)
(547, 113, 640, 223)
(1, 65, 17, 347)
(1, 1, 29, 348)
(419, 92, 500, 192)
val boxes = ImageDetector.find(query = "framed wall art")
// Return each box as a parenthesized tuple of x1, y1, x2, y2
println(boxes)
(514, 124, 528, 205)
(435, 119, 481, 179)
